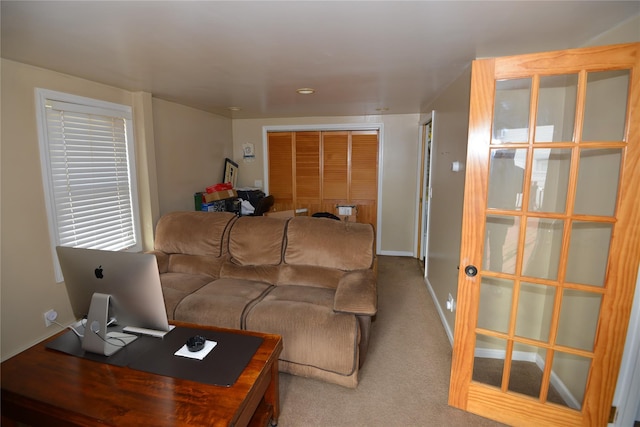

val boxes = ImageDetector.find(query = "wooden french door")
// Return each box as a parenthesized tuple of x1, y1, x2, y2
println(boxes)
(449, 43, 640, 426)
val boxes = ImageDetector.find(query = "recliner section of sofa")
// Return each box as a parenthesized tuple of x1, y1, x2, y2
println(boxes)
(150, 211, 377, 388)
(149, 211, 237, 319)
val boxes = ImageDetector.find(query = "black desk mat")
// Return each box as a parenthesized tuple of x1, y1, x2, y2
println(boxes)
(129, 327, 263, 387)
(46, 326, 263, 387)
(46, 324, 157, 367)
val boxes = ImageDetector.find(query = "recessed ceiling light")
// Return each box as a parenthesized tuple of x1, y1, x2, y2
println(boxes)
(228, 107, 242, 111)
(296, 88, 315, 95)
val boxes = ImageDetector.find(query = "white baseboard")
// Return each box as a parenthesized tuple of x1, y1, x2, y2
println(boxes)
(379, 250, 414, 257)
(424, 277, 454, 346)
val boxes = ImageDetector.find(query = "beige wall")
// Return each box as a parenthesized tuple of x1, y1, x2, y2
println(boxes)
(0, 59, 153, 359)
(0, 60, 232, 360)
(153, 98, 232, 215)
(231, 114, 421, 254)
(584, 14, 639, 47)
(421, 65, 472, 340)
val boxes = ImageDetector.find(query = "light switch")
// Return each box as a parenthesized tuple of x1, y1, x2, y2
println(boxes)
(451, 161, 465, 172)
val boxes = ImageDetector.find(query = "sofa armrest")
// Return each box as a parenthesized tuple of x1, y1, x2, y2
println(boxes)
(333, 269, 377, 315)
(147, 250, 169, 274)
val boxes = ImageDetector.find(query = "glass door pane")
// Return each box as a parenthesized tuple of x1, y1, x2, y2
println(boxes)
(488, 149, 526, 211)
(549, 351, 592, 410)
(473, 335, 507, 388)
(484, 215, 520, 274)
(574, 148, 622, 216)
(556, 289, 602, 352)
(582, 70, 629, 142)
(530, 148, 571, 213)
(493, 79, 532, 143)
(536, 74, 578, 143)
(477, 278, 513, 333)
(565, 222, 613, 287)
(515, 282, 555, 342)
(522, 218, 563, 281)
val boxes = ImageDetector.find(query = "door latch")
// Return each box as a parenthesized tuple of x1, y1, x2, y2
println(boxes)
(464, 265, 478, 277)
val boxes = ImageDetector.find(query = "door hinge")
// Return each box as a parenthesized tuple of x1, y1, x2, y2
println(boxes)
(608, 405, 617, 423)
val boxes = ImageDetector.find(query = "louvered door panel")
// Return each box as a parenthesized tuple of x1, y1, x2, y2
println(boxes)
(351, 131, 378, 200)
(268, 132, 294, 211)
(295, 132, 321, 213)
(322, 131, 349, 200)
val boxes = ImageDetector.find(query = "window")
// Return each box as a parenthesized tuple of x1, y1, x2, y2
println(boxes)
(35, 89, 142, 282)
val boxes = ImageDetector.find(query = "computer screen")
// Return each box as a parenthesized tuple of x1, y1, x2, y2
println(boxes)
(56, 246, 170, 355)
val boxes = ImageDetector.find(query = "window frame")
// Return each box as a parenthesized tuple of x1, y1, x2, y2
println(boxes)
(35, 88, 142, 282)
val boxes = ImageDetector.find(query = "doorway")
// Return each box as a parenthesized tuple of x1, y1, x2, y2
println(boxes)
(417, 112, 434, 275)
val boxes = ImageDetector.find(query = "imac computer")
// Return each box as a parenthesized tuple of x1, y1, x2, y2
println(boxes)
(56, 246, 172, 356)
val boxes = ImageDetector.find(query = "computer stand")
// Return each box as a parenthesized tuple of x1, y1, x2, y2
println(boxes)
(83, 293, 137, 356)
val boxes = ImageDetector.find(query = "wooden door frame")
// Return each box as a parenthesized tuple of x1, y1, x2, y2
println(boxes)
(262, 123, 384, 254)
(415, 111, 435, 269)
(612, 266, 640, 426)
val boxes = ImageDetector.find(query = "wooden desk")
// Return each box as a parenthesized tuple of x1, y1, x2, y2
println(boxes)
(1, 321, 282, 427)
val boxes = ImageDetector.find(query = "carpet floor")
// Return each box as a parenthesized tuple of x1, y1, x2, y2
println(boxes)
(275, 255, 507, 426)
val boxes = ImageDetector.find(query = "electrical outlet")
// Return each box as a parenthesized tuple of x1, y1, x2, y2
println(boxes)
(446, 294, 456, 312)
(338, 206, 352, 215)
(44, 309, 58, 327)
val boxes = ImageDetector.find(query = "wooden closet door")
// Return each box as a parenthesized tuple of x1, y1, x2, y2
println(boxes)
(295, 131, 322, 213)
(267, 132, 294, 211)
(351, 131, 379, 228)
(322, 131, 349, 212)
(267, 129, 378, 228)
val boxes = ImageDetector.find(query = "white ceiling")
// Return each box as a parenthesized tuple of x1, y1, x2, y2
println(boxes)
(2, 1, 638, 119)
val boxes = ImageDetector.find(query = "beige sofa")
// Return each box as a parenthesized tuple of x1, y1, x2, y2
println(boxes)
(150, 211, 377, 388)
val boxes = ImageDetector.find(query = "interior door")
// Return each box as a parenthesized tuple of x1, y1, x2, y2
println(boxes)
(449, 43, 640, 427)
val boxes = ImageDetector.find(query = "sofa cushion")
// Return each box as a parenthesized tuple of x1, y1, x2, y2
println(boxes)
(220, 262, 280, 285)
(228, 216, 288, 266)
(154, 211, 236, 256)
(167, 254, 224, 277)
(158, 272, 214, 320)
(174, 278, 273, 329)
(278, 264, 345, 289)
(284, 216, 374, 271)
(244, 286, 359, 376)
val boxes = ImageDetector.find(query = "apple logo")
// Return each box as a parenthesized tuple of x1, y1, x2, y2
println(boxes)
(94, 265, 104, 279)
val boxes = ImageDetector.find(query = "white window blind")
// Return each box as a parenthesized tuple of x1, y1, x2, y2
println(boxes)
(36, 89, 141, 281)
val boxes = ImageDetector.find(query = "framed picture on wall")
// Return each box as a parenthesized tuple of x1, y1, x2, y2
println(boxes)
(223, 158, 239, 187)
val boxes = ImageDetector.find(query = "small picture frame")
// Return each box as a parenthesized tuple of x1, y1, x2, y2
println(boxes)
(223, 158, 239, 188)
